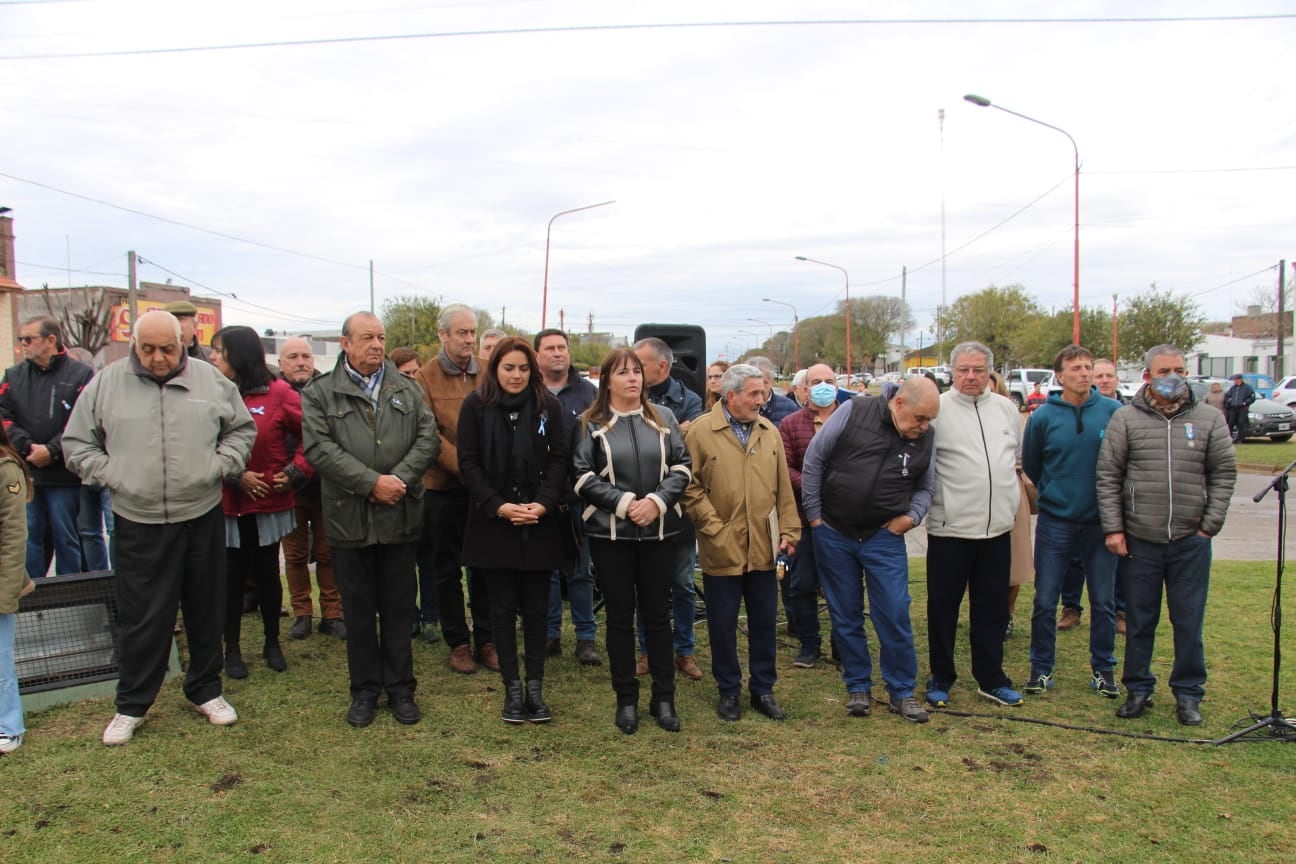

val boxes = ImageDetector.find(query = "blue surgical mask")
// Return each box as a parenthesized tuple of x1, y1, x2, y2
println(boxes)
(809, 382, 837, 407)
(1150, 373, 1187, 400)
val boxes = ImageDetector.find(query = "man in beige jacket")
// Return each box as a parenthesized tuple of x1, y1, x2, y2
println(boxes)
(682, 364, 800, 722)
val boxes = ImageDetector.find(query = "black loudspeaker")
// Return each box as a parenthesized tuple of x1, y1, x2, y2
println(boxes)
(634, 323, 707, 398)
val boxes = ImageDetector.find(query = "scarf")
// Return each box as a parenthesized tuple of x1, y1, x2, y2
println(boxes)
(481, 389, 543, 503)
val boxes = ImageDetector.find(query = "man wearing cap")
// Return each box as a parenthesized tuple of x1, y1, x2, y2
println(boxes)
(162, 300, 212, 362)
(1223, 373, 1256, 443)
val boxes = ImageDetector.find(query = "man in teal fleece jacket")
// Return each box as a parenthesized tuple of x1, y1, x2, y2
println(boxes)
(1021, 345, 1122, 699)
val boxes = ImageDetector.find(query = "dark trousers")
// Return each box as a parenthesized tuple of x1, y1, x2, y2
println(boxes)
(1121, 533, 1212, 699)
(703, 569, 778, 697)
(1225, 405, 1249, 441)
(114, 506, 226, 716)
(591, 539, 674, 704)
(926, 533, 1013, 691)
(224, 515, 284, 649)
(332, 542, 418, 701)
(480, 568, 549, 683)
(784, 524, 823, 653)
(424, 488, 492, 648)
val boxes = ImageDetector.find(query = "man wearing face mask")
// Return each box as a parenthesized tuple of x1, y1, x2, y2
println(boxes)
(778, 363, 840, 668)
(1096, 344, 1236, 726)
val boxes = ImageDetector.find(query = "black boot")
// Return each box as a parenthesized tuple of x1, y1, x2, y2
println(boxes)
(615, 703, 639, 734)
(225, 645, 247, 679)
(263, 638, 287, 672)
(525, 680, 552, 723)
(649, 700, 681, 732)
(502, 681, 525, 724)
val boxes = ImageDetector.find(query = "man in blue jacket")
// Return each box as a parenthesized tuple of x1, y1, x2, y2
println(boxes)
(1022, 345, 1123, 700)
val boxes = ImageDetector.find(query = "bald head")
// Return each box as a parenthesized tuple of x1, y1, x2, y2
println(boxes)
(278, 336, 315, 384)
(133, 310, 184, 378)
(891, 376, 940, 439)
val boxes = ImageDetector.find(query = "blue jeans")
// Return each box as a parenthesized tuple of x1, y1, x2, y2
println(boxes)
(702, 569, 778, 696)
(26, 485, 82, 580)
(78, 484, 112, 572)
(638, 538, 696, 656)
(0, 614, 23, 739)
(549, 529, 596, 641)
(1121, 533, 1211, 699)
(1030, 512, 1117, 675)
(1061, 553, 1125, 613)
(814, 523, 917, 698)
(784, 525, 822, 653)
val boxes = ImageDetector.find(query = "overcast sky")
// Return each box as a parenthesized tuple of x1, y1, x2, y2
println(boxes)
(2, 0, 1293, 361)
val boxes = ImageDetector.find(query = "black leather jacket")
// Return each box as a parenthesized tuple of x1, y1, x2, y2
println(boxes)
(572, 406, 692, 542)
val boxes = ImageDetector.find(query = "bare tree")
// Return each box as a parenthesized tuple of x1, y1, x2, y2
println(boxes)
(39, 284, 114, 353)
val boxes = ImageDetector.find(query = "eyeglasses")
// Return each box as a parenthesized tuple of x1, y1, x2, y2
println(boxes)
(17, 336, 41, 345)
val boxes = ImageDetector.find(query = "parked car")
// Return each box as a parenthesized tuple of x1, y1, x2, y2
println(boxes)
(1187, 379, 1294, 442)
(910, 366, 951, 389)
(1270, 375, 1296, 408)
(1003, 368, 1053, 407)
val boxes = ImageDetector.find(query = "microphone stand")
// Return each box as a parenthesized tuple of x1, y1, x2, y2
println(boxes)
(1215, 457, 1296, 744)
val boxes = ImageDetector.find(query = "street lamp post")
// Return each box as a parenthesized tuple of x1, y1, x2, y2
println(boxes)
(762, 297, 799, 370)
(541, 200, 615, 329)
(796, 256, 851, 378)
(964, 93, 1080, 345)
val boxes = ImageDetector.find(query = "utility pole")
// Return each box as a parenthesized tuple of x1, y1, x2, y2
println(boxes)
(1112, 293, 1119, 363)
(587, 312, 594, 334)
(127, 250, 138, 325)
(500, 306, 506, 327)
(900, 266, 907, 370)
(369, 260, 374, 314)
(938, 107, 947, 347)
(1278, 260, 1287, 379)
(559, 309, 565, 332)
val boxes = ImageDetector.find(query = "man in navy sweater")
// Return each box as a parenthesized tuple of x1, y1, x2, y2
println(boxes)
(1022, 345, 1122, 700)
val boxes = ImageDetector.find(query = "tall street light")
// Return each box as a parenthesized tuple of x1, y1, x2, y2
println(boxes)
(542, 200, 615, 329)
(964, 93, 1080, 345)
(762, 297, 799, 370)
(796, 256, 851, 378)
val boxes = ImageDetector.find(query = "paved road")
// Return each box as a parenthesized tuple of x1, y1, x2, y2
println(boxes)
(904, 469, 1288, 562)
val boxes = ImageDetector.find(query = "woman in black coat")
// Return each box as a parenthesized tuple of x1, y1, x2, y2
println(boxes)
(572, 348, 691, 734)
(458, 337, 568, 724)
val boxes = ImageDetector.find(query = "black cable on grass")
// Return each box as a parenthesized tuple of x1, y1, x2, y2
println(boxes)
(932, 707, 1216, 744)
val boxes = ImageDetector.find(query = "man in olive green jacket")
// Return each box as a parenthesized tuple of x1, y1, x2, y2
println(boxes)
(302, 312, 439, 728)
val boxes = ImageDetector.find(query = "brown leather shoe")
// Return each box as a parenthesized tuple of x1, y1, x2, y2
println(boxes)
(1058, 607, 1082, 631)
(477, 643, 501, 672)
(449, 644, 477, 674)
(635, 655, 649, 677)
(1115, 610, 1127, 635)
(675, 654, 703, 680)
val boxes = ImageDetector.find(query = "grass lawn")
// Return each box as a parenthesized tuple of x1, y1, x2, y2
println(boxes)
(3, 560, 1294, 863)
(1235, 439, 1296, 471)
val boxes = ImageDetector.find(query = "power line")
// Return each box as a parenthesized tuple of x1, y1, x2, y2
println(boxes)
(1, 14, 1292, 61)
(136, 256, 341, 327)
(16, 259, 124, 278)
(0, 169, 425, 290)
(1189, 264, 1280, 299)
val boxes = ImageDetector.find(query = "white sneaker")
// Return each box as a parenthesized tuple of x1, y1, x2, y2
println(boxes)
(194, 696, 238, 726)
(103, 713, 145, 746)
(0, 733, 23, 754)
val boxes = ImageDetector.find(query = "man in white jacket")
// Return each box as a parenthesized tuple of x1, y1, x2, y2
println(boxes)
(924, 342, 1025, 709)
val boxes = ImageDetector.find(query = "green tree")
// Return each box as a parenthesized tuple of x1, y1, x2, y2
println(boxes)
(1117, 285, 1205, 364)
(1016, 307, 1115, 367)
(943, 284, 1042, 368)
(847, 295, 913, 367)
(381, 295, 442, 356)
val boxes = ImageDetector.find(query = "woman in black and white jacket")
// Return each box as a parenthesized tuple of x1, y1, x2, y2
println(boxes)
(573, 348, 692, 734)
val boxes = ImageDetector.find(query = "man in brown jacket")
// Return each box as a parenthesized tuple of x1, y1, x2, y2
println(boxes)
(413, 303, 496, 674)
(682, 364, 800, 722)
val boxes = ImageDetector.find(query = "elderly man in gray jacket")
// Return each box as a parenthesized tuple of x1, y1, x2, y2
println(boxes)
(64, 311, 256, 746)
(1096, 343, 1236, 726)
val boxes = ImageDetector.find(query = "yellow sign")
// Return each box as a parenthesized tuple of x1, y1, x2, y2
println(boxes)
(110, 300, 220, 344)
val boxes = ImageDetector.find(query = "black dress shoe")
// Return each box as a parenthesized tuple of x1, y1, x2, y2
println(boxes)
(347, 697, 377, 728)
(1176, 696, 1203, 726)
(615, 704, 639, 734)
(318, 618, 347, 640)
(649, 700, 681, 732)
(1116, 691, 1153, 719)
(390, 695, 420, 725)
(750, 693, 786, 721)
(288, 615, 312, 640)
(716, 694, 741, 722)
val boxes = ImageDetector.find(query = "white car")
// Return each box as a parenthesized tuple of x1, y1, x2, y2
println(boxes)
(1273, 375, 1296, 409)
